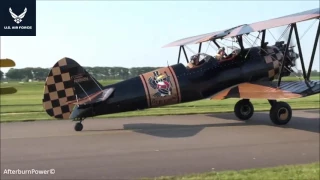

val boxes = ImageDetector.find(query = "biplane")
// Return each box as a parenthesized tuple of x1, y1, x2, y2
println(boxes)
(0, 58, 17, 95)
(42, 8, 320, 131)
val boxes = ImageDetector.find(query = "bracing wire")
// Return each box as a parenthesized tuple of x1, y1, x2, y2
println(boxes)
(185, 45, 196, 55)
(268, 29, 277, 41)
(299, 19, 317, 40)
(277, 25, 290, 41)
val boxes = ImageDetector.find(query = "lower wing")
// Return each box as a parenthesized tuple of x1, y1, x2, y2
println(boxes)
(0, 59, 15, 67)
(210, 80, 320, 100)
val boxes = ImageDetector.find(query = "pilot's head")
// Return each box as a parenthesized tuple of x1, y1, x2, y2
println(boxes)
(190, 54, 200, 65)
(218, 47, 225, 53)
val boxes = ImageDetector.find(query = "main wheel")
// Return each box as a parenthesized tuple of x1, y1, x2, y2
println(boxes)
(269, 101, 292, 125)
(234, 99, 254, 120)
(74, 122, 83, 131)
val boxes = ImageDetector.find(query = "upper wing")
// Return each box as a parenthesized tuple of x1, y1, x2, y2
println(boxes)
(9, 8, 17, 18)
(224, 8, 320, 38)
(163, 8, 320, 48)
(210, 80, 320, 100)
(162, 30, 223, 48)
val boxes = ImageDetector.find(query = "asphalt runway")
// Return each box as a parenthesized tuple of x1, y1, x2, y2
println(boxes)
(1, 110, 319, 180)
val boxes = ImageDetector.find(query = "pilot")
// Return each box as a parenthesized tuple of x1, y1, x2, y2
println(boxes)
(190, 54, 200, 65)
(187, 54, 204, 68)
(215, 47, 227, 60)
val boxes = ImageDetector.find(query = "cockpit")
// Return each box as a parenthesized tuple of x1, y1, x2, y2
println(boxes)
(186, 47, 241, 69)
(186, 53, 215, 69)
(215, 46, 241, 61)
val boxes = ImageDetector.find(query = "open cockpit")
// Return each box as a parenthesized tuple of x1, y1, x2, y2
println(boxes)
(186, 47, 242, 69)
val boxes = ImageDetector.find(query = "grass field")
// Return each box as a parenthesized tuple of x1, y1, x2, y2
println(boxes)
(0, 76, 319, 122)
(145, 162, 320, 180)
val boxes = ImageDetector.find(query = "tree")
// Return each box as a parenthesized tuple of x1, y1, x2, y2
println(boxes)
(0, 70, 3, 79)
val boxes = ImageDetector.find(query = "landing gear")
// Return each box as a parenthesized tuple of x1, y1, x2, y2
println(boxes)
(74, 122, 83, 131)
(269, 101, 292, 125)
(233, 99, 293, 125)
(234, 99, 254, 120)
(73, 117, 85, 131)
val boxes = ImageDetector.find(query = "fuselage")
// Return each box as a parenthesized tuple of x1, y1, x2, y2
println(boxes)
(75, 46, 284, 118)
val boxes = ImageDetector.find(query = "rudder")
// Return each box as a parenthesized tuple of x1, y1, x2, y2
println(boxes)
(42, 57, 103, 119)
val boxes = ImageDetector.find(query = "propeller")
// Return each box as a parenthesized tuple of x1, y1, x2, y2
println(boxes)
(274, 26, 299, 69)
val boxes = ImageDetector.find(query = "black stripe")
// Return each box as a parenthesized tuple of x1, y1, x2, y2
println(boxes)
(167, 67, 180, 103)
(141, 74, 152, 107)
(226, 86, 240, 98)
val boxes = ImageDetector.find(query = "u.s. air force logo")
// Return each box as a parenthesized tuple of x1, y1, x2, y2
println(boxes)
(1, 2, 36, 36)
(9, 7, 27, 24)
(148, 71, 172, 97)
(4, 7, 32, 31)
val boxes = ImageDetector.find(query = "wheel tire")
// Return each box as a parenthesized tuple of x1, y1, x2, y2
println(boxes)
(234, 99, 254, 120)
(269, 101, 292, 125)
(74, 122, 83, 131)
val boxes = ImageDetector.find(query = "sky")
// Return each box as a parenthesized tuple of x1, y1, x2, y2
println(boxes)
(1, 1, 319, 74)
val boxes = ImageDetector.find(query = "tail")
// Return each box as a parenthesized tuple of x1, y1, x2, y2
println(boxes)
(42, 57, 114, 120)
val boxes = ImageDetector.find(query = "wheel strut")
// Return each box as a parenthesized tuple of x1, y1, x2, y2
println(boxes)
(73, 117, 85, 131)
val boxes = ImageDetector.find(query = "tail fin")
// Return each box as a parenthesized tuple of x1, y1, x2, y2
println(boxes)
(42, 57, 106, 120)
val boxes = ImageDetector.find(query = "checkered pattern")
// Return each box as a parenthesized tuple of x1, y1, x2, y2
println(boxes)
(264, 46, 283, 80)
(42, 58, 77, 119)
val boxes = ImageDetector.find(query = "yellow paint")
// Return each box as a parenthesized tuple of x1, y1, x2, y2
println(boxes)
(0, 59, 15, 67)
(156, 74, 165, 80)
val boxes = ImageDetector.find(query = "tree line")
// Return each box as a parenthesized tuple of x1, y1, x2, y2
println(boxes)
(0, 67, 319, 81)
(0, 66, 163, 81)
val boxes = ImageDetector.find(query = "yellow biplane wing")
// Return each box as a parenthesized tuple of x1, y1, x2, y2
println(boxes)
(0, 58, 15, 67)
(0, 58, 17, 95)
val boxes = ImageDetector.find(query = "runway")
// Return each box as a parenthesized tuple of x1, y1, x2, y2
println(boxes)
(1, 110, 319, 179)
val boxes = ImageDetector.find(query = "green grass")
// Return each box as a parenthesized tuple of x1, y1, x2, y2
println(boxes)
(0, 77, 319, 122)
(144, 162, 320, 180)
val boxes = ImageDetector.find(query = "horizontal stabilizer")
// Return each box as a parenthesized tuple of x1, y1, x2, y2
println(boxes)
(210, 80, 320, 100)
(66, 87, 115, 106)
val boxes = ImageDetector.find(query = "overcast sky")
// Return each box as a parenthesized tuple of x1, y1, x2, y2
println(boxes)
(1, 1, 319, 73)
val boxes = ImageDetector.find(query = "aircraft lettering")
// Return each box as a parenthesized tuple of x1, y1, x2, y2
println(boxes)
(72, 74, 90, 83)
(18, 26, 32, 30)
(74, 77, 89, 83)
(151, 96, 178, 107)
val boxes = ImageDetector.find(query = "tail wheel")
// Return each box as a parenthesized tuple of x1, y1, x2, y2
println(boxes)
(234, 99, 254, 120)
(269, 101, 292, 125)
(74, 122, 83, 131)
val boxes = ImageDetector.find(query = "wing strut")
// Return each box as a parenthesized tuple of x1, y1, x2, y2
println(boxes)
(260, 30, 266, 49)
(278, 21, 319, 88)
(307, 19, 320, 80)
(236, 36, 244, 50)
(177, 46, 182, 63)
(278, 24, 294, 87)
(177, 42, 202, 64)
(212, 40, 220, 48)
(177, 46, 189, 64)
(293, 23, 308, 81)
(198, 43, 202, 53)
(182, 46, 189, 63)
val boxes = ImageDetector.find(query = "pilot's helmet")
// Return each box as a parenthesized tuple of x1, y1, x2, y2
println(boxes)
(218, 47, 225, 52)
(190, 54, 199, 64)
